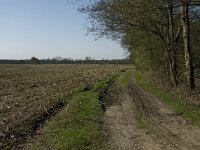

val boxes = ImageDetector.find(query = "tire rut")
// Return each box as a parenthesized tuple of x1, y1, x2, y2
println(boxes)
(104, 83, 175, 150)
(129, 79, 200, 150)
(103, 76, 200, 150)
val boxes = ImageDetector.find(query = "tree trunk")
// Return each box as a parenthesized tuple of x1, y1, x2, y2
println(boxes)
(167, 1, 178, 86)
(181, 0, 195, 90)
(168, 57, 178, 86)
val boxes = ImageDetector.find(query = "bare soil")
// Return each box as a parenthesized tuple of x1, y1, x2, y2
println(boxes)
(0, 64, 129, 149)
(103, 79, 200, 150)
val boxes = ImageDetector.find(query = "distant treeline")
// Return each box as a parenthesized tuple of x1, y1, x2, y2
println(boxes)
(0, 57, 132, 65)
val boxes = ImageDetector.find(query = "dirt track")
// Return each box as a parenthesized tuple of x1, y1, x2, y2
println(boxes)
(103, 78, 200, 150)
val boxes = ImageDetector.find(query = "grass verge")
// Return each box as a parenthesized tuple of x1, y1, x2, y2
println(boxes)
(118, 70, 146, 129)
(24, 76, 117, 150)
(118, 69, 133, 88)
(134, 70, 200, 126)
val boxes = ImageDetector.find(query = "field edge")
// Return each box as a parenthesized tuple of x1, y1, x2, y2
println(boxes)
(23, 74, 119, 150)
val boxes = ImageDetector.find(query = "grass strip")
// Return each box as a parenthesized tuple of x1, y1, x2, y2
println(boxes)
(94, 74, 118, 91)
(117, 69, 146, 129)
(118, 69, 133, 88)
(134, 110, 146, 129)
(25, 76, 117, 150)
(134, 70, 200, 126)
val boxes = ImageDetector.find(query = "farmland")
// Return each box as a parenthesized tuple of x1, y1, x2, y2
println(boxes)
(0, 64, 130, 148)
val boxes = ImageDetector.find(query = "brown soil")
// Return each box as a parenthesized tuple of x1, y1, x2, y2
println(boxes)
(0, 64, 127, 149)
(103, 79, 200, 150)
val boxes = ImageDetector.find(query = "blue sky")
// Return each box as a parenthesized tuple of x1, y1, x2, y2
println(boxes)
(0, 0, 125, 60)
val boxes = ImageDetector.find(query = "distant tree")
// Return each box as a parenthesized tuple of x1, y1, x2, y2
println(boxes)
(19, 60, 25, 64)
(85, 56, 93, 61)
(30, 57, 40, 64)
(53, 56, 64, 61)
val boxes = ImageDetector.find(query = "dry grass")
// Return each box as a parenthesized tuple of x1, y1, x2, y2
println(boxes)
(0, 64, 131, 148)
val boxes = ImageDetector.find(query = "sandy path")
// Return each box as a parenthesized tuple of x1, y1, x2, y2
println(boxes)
(103, 80, 200, 150)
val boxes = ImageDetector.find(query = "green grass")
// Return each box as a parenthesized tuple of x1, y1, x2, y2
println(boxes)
(25, 76, 118, 150)
(94, 74, 118, 91)
(134, 70, 200, 126)
(135, 110, 146, 129)
(118, 70, 133, 87)
(118, 69, 146, 128)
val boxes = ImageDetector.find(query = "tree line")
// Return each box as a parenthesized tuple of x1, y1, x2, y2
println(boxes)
(0, 57, 131, 65)
(80, 0, 200, 91)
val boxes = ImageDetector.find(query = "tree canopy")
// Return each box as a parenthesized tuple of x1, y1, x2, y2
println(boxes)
(81, 0, 200, 91)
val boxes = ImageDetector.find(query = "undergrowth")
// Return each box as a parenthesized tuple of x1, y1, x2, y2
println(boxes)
(134, 70, 200, 127)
